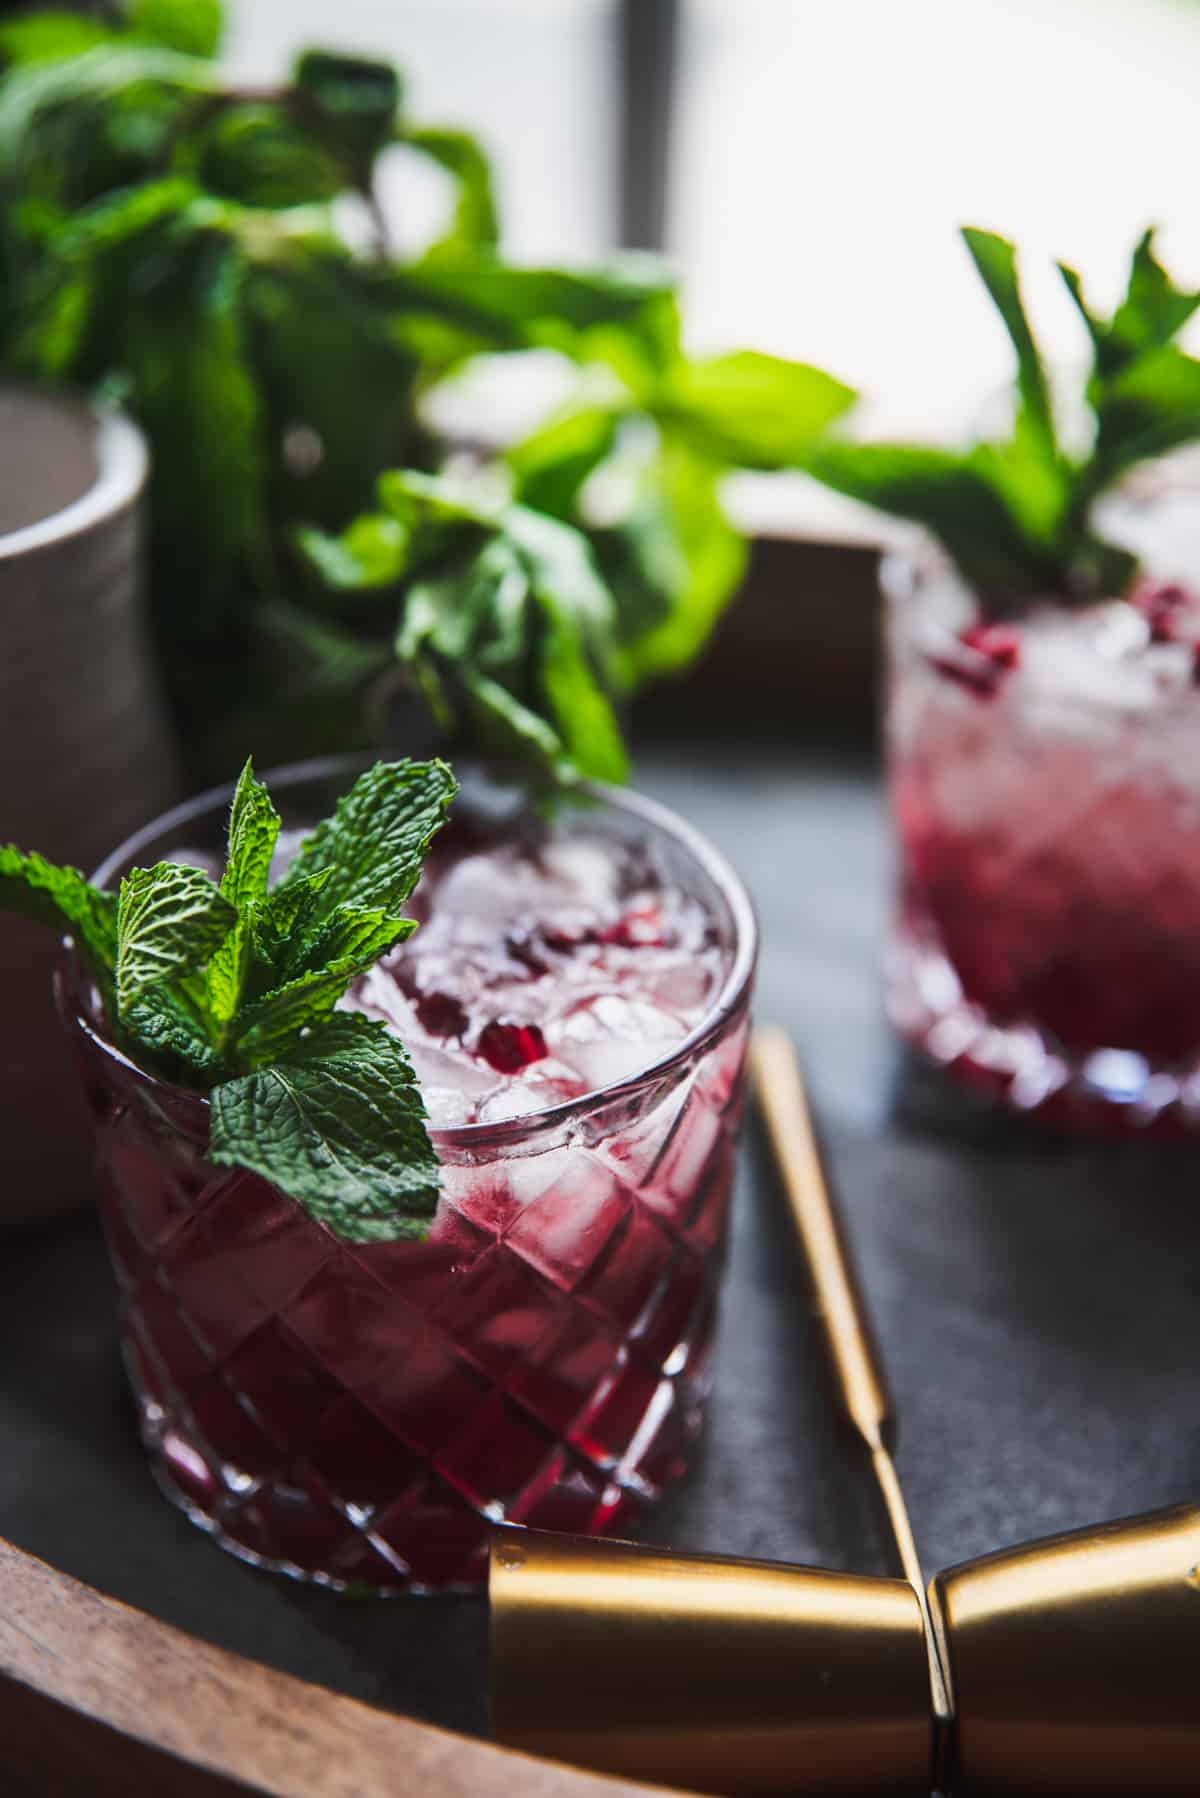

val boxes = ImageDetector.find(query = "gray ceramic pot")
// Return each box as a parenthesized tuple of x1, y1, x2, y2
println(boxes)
(0, 385, 181, 1231)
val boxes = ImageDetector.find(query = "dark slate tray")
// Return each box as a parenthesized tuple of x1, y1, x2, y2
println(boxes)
(2, 741, 1198, 1752)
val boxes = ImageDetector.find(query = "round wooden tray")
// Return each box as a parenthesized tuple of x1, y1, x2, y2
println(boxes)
(4, 749, 1197, 1794)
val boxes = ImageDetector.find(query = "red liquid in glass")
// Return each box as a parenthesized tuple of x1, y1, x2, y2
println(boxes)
(888, 586, 1200, 1120)
(89, 816, 749, 1589)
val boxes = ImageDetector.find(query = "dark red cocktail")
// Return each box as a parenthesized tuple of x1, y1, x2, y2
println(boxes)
(886, 549, 1200, 1124)
(63, 762, 756, 1590)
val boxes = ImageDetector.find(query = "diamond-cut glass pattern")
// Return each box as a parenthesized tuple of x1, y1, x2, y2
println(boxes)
(81, 996, 751, 1591)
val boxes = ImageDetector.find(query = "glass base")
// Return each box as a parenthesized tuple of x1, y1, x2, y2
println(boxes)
(886, 924, 1200, 1133)
(127, 1330, 712, 1595)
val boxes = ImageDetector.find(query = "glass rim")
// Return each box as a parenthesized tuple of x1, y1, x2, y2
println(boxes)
(78, 751, 758, 1150)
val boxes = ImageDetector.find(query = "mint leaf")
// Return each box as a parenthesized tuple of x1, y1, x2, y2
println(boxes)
(118, 229, 263, 627)
(805, 442, 1063, 599)
(121, 985, 222, 1085)
(659, 350, 855, 468)
(376, 467, 496, 535)
(210, 1012, 439, 1242)
(1057, 259, 1110, 372)
(232, 908, 416, 1064)
(0, 14, 114, 67)
(295, 904, 418, 973)
(191, 103, 343, 208)
(508, 404, 619, 520)
(239, 253, 423, 533)
(380, 257, 680, 373)
(284, 756, 456, 929)
(0, 845, 117, 972)
(293, 48, 401, 165)
(1062, 230, 1200, 382)
(460, 669, 577, 783)
(206, 912, 253, 1033)
(298, 514, 409, 590)
(402, 125, 499, 260)
(250, 866, 334, 971)
(1089, 343, 1200, 499)
(220, 757, 280, 909)
(961, 227, 1057, 466)
(1111, 229, 1200, 361)
(512, 506, 627, 783)
(611, 437, 748, 685)
(116, 861, 236, 1016)
(231, 964, 363, 1064)
(127, 0, 224, 58)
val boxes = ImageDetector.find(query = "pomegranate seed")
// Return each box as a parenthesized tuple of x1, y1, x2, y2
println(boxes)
(931, 623, 1021, 699)
(960, 623, 1020, 663)
(603, 904, 669, 948)
(391, 960, 422, 999)
(415, 989, 468, 1039)
(1130, 577, 1195, 644)
(540, 918, 598, 952)
(505, 931, 550, 976)
(476, 1019, 548, 1073)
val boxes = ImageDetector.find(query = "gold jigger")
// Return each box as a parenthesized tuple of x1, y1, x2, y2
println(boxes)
(490, 1031, 1200, 1794)
(937, 1501, 1200, 1795)
(490, 1530, 932, 1796)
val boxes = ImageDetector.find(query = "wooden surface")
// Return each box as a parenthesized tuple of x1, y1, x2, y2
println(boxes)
(0, 1537, 675, 1797)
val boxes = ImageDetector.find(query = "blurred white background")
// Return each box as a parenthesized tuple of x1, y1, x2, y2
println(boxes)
(672, 0, 1200, 435)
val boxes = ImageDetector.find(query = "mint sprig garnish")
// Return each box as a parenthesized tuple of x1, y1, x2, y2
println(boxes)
(3, 756, 456, 1242)
(804, 225, 1200, 612)
(210, 1011, 436, 1243)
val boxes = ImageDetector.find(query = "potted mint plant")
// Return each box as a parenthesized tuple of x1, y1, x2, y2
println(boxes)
(4, 751, 756, 1588)
(807, 227, 1200, 1125)
(0, 1, 853, 786)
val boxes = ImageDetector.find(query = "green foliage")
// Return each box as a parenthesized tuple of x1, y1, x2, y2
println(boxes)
(400, 125, 499, 261)
(0, 756, 455, 1240)
(606, 438, 749, 685)
(301, 472, 628, 784)
(293, 48, 400, 168)
(0, 9, 858, 783)
(490, 329, 854, 710)
(803, 442, 1067, 597)
(656, 350, 855, 469)
(127, 0, 224, 58)
(0, 14, 115, 68)
(187, 104, 344, 207)
(804, 226, 1200, 609)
